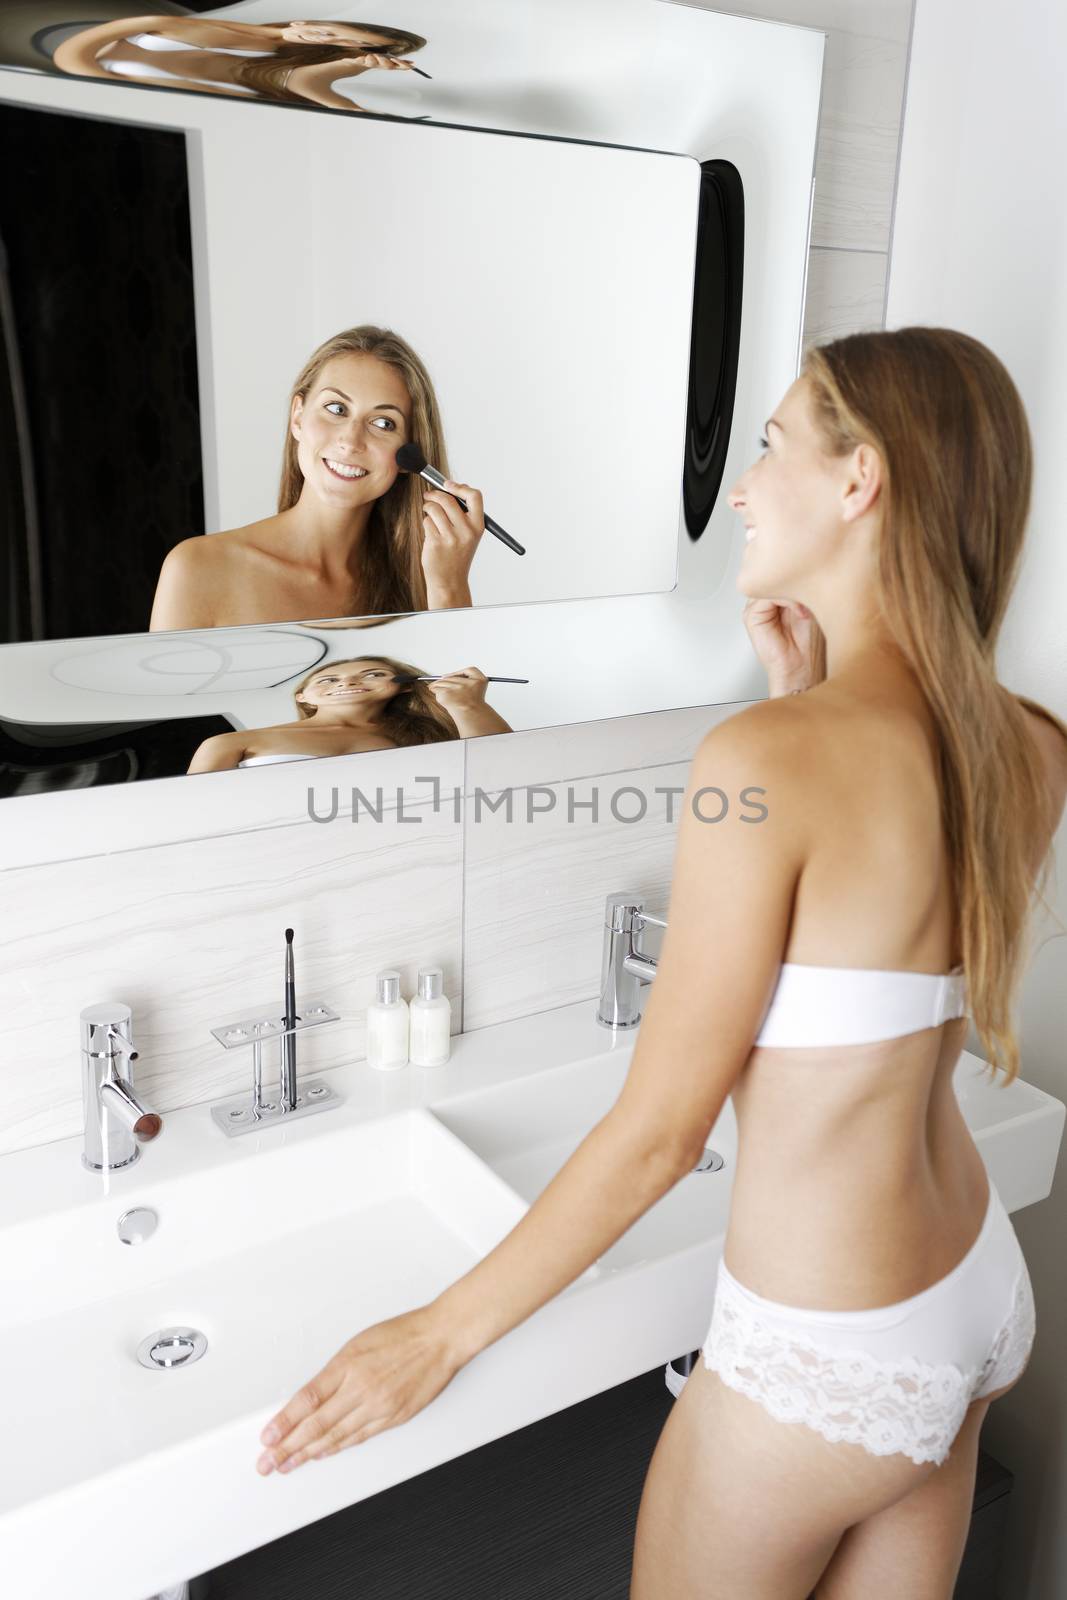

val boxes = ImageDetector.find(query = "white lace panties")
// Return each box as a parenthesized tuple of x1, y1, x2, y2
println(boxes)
(701, 1181, 1034, 1466)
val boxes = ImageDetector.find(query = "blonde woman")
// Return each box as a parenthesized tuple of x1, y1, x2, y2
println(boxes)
(51, 16, 428, 113)
(253, 328, 1067, 1599)
(152, 326, 486, 632)
(187, 657, 511, 772)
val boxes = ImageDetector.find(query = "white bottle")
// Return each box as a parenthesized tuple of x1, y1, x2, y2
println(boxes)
(365, 970, 409, 1071)
(408, 966, 452, 1066)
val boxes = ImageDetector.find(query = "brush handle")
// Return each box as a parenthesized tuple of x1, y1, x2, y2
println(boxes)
(397, 675, 529, 684)
(282, 939, 297, 1111)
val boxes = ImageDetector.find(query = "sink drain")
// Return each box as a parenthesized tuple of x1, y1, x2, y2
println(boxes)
(137, 1326, 208, 1370)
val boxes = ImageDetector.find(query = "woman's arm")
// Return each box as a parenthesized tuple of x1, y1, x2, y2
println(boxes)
(448, 702, 513, 738)
(425, 668, 512, 737)
(430, 706, 809, 1360)
(284, 60, 376, 112)
(187, 731, 248, 773)
(255, 704, 811, 1472)
(150, 538, 216, 632)
(52, 17, 172, 77)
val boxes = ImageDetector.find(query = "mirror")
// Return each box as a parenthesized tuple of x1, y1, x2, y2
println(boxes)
(1, 14, 703, 634)
(0, 4, 825, 802)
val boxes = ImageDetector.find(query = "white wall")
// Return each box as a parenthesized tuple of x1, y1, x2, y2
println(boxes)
(887, 3, 1067, 1594)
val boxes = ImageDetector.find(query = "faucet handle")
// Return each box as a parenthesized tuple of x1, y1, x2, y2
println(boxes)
(80, 1001, 136, 1058)
(603, 891, 644, 932)
(603, 893, 668, 937)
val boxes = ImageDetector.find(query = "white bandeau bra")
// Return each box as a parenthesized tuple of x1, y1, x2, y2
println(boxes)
(237, 752, 319, 768)
(753, 962, 968, 1048)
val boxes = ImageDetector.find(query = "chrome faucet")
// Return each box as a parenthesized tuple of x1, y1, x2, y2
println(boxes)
(596, 891, 667, 1028)
(80, 1002, 162, 1172)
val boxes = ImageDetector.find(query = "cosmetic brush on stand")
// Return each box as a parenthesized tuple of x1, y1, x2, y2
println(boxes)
(281, 928, 297, 1112)
(391, 673, 529, 684)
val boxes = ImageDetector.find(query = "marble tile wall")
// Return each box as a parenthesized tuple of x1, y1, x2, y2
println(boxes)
(0, 1, 915, 1153)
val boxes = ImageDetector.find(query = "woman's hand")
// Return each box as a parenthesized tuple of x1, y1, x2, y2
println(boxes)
(256, 1304, 464, 1476)
(425, 666, 489, 714)
(351, 53, 416, 70)
(742, 598, 817, 697)
(420, 479, 485, 608)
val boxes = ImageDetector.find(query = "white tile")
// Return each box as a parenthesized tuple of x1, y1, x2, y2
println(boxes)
(465, 702, 753, 797)
(463, 762, 692, 1031)
(811, 29, 909, 250)
(803, 247, 887, 346)
(0, 799, 463, 1155)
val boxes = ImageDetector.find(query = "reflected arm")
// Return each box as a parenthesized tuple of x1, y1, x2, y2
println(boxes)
(450, 704, 513, 738)
(52, 18, 180, 77)
(187, 732, 248, 773)
(285, 63, 373, 112)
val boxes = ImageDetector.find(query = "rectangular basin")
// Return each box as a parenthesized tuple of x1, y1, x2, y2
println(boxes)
(0, 1107, 526, 1524)
(432, 1050, 737, 1274)
(431, 1048, 1065, 1273)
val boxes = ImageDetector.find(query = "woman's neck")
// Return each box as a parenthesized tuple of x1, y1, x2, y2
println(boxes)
(280, 496, 375, 581)
(301, 705, 388, 731)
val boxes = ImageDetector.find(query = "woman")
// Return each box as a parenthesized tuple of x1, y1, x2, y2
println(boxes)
(50, 15, 428, 114)
(252, 329, 1067, 1598)
(151, 326, 486, 631)
(187, 657, 512, 772)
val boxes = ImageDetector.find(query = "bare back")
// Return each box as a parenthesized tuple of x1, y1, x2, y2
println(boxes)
(725, 691, 1067, 1310)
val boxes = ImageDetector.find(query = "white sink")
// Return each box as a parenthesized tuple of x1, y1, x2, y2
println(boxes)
(433, 1053, 737, 1273)
(0, 1107, 526, 1600)
(433, 1046, 1065, 1248)
(0, 1000, 1061, 1600)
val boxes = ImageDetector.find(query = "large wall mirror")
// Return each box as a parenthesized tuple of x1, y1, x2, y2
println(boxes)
(0, 3, 825, 803)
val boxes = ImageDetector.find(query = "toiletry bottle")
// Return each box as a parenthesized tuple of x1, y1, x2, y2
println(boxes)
(409, 966, 452, 1066)
(366, 970, 409, 1071)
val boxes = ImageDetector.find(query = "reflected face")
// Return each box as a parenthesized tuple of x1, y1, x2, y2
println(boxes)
(279, 22, 407, 52)
(296, 660, 403, 713)
(291, 354, 412, 507)
(728, 376, 845, 599)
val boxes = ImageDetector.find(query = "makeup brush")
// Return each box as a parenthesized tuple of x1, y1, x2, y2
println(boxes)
(282, 928, 297, 1111)
(394, 442, 525, 555)
(391, 674, 529, 684)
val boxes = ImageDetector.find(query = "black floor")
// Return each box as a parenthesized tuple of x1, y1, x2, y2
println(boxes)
(189, 1365, 1010, 1599)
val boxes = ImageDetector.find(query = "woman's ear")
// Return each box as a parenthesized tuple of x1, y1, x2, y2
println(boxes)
(290, 394, 304, 440)
(841, 441, 883, 523)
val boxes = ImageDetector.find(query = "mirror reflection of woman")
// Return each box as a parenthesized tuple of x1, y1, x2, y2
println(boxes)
(151, 326, 486, 632)
(51, 16, 428, 114)
(187, 659, 512, 773)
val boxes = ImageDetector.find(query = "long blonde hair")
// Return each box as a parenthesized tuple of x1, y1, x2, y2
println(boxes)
(279, 326, 449, 614)
(292, 656, 459, 745)
(799, 327, 1066, 1085)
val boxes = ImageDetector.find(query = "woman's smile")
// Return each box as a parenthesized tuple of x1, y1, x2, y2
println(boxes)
(323, 457, 370, 481)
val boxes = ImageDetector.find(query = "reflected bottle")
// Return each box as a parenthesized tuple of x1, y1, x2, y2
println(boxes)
(366, 970, 409, 1071)
(409, 966, 451, 1067)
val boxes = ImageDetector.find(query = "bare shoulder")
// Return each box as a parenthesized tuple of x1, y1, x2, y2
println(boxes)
(688, 697, 825, 856)
(692, 693, 829, 782)
(161, 533, 219, 569)
(1018, 696, 1067, 774)
(1017, 697, 1067, 827)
